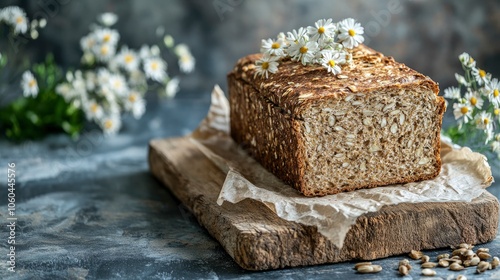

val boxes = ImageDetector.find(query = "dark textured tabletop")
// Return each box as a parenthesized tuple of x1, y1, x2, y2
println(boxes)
(1, 92, 499, 280)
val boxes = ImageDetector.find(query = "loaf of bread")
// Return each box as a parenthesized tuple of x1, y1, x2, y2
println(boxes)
(228, 45, 445, 196)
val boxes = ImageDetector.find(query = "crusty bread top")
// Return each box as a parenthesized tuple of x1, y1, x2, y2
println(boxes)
(228, 45, 439, 118)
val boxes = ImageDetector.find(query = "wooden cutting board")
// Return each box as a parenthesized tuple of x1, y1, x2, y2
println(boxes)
(148, 137, 499, 271)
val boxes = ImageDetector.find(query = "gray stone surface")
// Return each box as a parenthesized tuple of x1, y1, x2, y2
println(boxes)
(0, 92, 499, 279)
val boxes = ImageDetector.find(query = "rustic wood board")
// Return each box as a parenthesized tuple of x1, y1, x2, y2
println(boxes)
(148, 137, 500, 271)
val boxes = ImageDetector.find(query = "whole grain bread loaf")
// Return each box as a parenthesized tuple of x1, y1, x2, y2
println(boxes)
(228, 45, 445, 196)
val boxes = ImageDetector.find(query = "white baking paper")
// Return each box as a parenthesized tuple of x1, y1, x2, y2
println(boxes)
(191, 85, 494, 248)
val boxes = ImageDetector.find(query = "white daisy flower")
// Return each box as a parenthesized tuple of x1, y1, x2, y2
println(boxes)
(84, 71, 97, 91)
(286, 27, 308, 45)
(458, 52, 476, 68)
(139, 45, 153, 60)
(464, 90, 484, 109)
(56, 83, 77, 102)
(455, 73, 470, 87)
(2, 6, 29, 34)
(337, 18, 364, 49)
(485, 78, 500, 107)
(100, 114, 122, 135)
(94, 28, 119, 46)
(97, 68, 112, 85)
(288, 40, 318, 65)
(116, 47, 140, 72)
(143, 58, 167, 82)
(260, 38, 286, 57)
(472, 67, 490, 86)
(107, 73, 128, 96)
(93, 43, 116, 62)
(475, 111, 493, 129)
(97, 12, 118, 27)
(443, 86, 461, 100)
(165, 77, 180, 99)
(99, 86, 116, 103)
(453, 103, 473, 123)
(492, 141, 500, 154)
(178, 53, 195, 73)
(21, 71, 38, 98)
(85, 99, 104, 121)
(321, 50, 344, 75)
(254, 55, 279, 79)
(173, 44, 191, 57)
(125, 91, 146, 119)
(80, 34, 97, 53)
(307, 18, 336, 42)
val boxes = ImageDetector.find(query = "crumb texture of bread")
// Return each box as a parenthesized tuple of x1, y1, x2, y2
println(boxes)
(228, 45, 445, 196)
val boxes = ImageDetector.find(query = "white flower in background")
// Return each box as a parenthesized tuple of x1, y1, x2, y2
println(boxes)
(163, 34, 175, 48)
(321, 50, 344, 75)
(124, 91, 146, 119)
(129, 69, 147, 86)
(139, 45, 153, 60)
(165, 77, 180, 98)
(96, 68, 111, 85)
(56, 83, 77, 102)
(93, 43, 116, 62)
(288, 40, 318, 65)
(116, 47, 140, 72)
(100, 114, 121, 135)
(97, 12, 118, 27)
(254, 54, 279, 79)
(492, 140, 500, 154)
(443, 86, 461, 100)
(21, 71, 38, 98)
(178, 53, 195, 73)
(144, 57, 167, 82)
(173, 44, 191, 57)
(286, 27, 308, 45)
(475, 111, 493, 131)
(94, 28, 119, 46)
(80, 34, 97, 53)
(472, 67, 490, 86)
(260, 38, 285, 57)
(485, 78, 500, 107)
(464, 90, 484, 109)
(84, 71, 97, 91)
(337, 18, 364, 49)
(307, 18, 336, 42)
(459, 52, 476, 68)
(107, 73, 128, 96)
(85, 99, 104, 121)
(453, 103, 473, 123)
(454, 73, 469, 87)
(1, 6, 29, 34)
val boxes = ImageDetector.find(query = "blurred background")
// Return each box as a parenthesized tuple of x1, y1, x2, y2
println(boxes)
(1, 0, 499, 99)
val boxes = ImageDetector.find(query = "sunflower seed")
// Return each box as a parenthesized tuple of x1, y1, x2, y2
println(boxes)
(478, 252, 491, 260)
(437, 253, 450, 260)
(409, 250, 423, 260)
(477, 261, 490, 273)
(491, 256, 500, 269)
(421, 255, 430, 263)
(399, 259, 410, 267)
(421, 268, 436, 276)
(456, 275, 467, 280)
(354, 262, 372, 269)
(470, 256, 480, 266)
(477, 248, 489, 254)
(398, 265, 409, 276)
(449, 262, 464, 271)
(421, 262, 437, 268)
(438, 259, 450, 267)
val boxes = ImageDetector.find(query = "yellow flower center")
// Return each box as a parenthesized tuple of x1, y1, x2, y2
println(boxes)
(100, 46, 108, 55)
(469, 57, 474, 64)
(103, 34, 111, 43)
(114, 80, 121, 88)
(104, 120, 113, 129)
(495, 108, 500, 116)
(494, 89, 499, 98)
(90, 103, 98, 113)
(128, 94, 137, 103)
(151, 62, 158, 71)
(484, 118, 490, 125)
(470, 96, 477, 106)
(299, 46, 308, 54)
(28, 79, 36, 88)
(271, 42, 280, 49)
(328, 60, 335, 67)
(124, 54, 134, 64)
(318, 26, 325, 34)
(261, 62, 269, 70)
(479, 69, 486, 78)
(460, 107, 469, 114)
(348, 29, 356, 36)
(16, 16, 23, 24)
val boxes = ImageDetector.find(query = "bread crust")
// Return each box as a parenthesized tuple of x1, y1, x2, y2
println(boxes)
(228, 45, 444, 196)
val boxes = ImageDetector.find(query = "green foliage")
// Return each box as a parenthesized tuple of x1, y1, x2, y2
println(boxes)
(0, 55, 84, 141)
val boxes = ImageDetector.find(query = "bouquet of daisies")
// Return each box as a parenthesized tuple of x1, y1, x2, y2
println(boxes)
(443, 52, 500, 158)
(56, 13, 195, 135)
(255, 18, 364, 78)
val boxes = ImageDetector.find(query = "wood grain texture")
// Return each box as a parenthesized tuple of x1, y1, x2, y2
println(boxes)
(148, 137, 500, 271)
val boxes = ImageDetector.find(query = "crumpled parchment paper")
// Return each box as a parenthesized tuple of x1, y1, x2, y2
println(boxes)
(191, 85, 494, 248)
